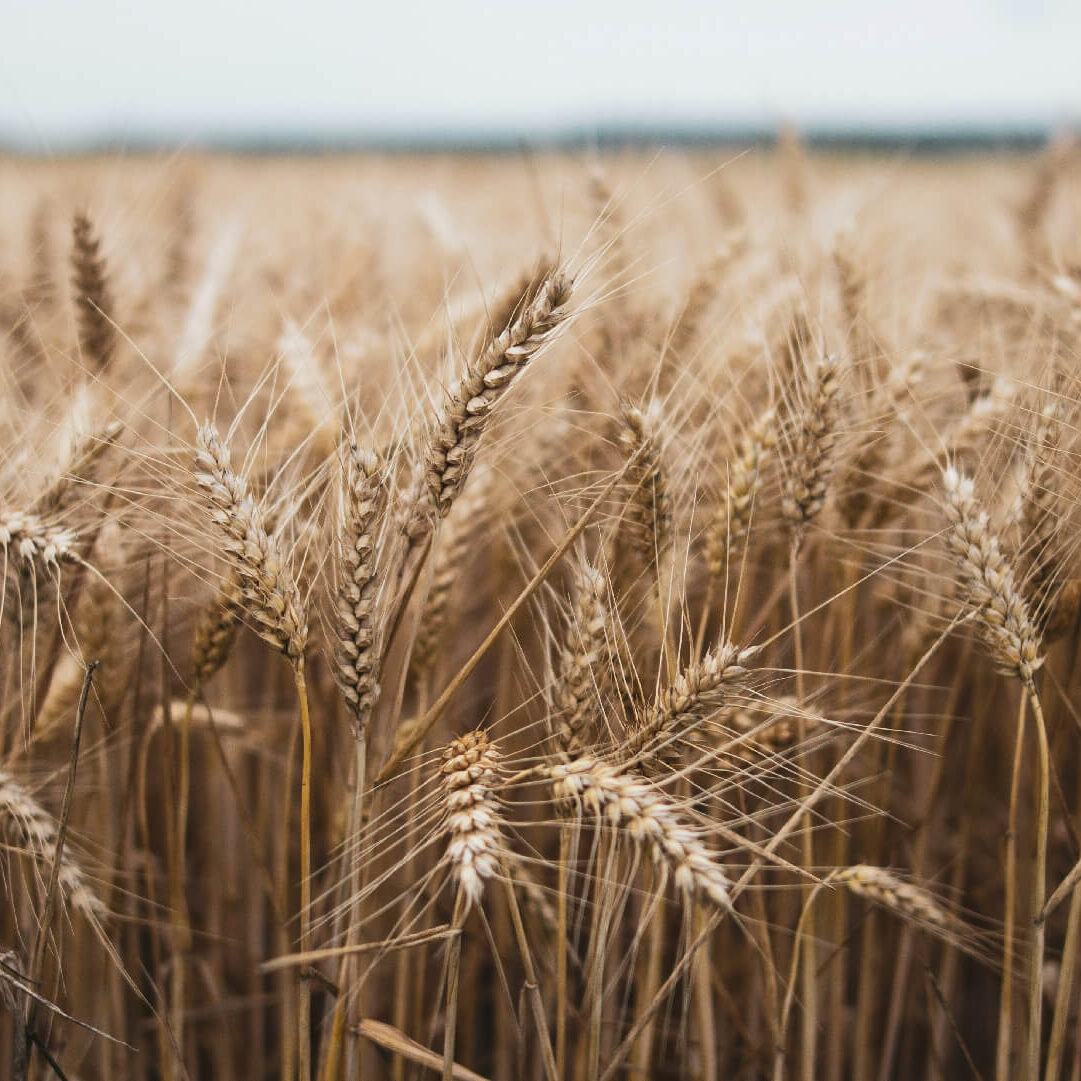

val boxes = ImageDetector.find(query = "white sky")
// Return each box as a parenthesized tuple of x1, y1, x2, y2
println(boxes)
(3, 0, 1081, 147)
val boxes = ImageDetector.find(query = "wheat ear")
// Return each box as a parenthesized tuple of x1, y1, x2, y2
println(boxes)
(190, 572, 245, 691)
(782, 352, 844, 539)
(1019, 402, 1074, 636)
(623, 640, 759, 767)
(706, 406, 776, 581)
(831, 865, 955, 931)
(193, 422, 313, 1079)
(440, 730, 503, 1081)
(942, 467, 1048, 1080)
(193, 423, 308, 661)
(407, 269, 573, 540)
(333, 444, 387, 737)
(0, 509, 78, 571)
(71, 211, 115, 373)
(549, 758, 732, 910)
(941, 467, 1042, 682)
(0, 770, 104, 923)
(441, 729, 504, 910)
(551, 560, 613, 760)
(618, 399, 672, 563)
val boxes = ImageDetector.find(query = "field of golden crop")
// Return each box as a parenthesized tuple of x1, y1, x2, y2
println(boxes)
(2, 138, 1081, 1080)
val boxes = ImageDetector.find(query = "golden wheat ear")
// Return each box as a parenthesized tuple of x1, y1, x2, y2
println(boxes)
(548, 757, 732, 911)
(941, 465, 1042, 682)
(71, 211, 116, 374)
(403, 268, 574, 546)
(193, 422, 308, 662)
(332, 444, 388, 738)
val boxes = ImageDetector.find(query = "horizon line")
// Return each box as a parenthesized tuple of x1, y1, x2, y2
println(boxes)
(2, 120, 1075, 158)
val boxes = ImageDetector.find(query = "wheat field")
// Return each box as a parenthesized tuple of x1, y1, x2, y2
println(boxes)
(2, 138, 1081, 1080)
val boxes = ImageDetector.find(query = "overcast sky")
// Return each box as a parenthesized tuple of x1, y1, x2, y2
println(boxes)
(4, 0, 1080, 148)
